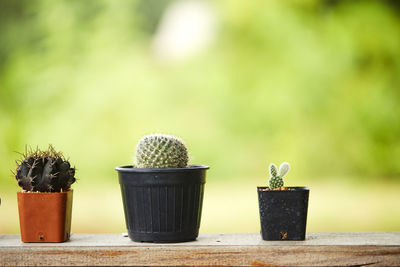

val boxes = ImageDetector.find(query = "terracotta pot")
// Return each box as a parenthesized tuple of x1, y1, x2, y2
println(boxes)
(17, 189, 73, 243)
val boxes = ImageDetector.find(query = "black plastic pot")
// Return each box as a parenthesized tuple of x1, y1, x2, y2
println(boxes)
(115, 165, 209, 243)
(257, 187, 309, 241)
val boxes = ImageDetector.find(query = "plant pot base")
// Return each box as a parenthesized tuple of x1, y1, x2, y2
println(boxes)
(128, 230, 198, 243)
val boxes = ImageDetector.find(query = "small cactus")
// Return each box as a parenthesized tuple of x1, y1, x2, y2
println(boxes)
(268, 162, 290, 189)
(14, 145, 76, 192)
(270, 163, 278, 177)
(135, 134, 189, 168)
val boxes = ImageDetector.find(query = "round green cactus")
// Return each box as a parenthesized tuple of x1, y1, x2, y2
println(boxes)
(135, 134, 189, 168)
(268, 162, 290, 189)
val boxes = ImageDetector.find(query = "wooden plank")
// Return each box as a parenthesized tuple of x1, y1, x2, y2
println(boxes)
(1, 233, 400, 266)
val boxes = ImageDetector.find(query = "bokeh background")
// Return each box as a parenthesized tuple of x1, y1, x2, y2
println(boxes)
(1, 0, 400, 234)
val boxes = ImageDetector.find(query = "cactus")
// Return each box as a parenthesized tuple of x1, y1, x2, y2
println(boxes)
(14, 145, 76, 192)
(268, 162, 290, 189)
(135, 134, 189, 168)
(270, 163, 278, 177)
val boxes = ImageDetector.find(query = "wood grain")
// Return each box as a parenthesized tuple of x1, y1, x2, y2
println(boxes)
(1, 233, 399, 266)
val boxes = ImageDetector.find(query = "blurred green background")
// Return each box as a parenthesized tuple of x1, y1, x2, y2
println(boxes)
(1, 0, 400, 234)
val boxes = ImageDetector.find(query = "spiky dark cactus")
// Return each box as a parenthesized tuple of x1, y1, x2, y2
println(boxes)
(135, 134, 189, 168)
(15, 145, 76, 192)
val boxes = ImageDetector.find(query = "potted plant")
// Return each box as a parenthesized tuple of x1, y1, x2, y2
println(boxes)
(14, 145, 76, 242)
(115, 134, 209, 243)
(257, 162, 309, 240)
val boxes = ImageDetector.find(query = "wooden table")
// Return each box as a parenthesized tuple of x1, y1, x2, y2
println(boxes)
(1, 233, 400, 266)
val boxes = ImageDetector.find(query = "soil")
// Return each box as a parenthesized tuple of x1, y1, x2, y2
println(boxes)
(260, 187, 295, 191)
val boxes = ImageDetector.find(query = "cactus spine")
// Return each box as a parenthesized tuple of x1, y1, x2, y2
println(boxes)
(15, 145, 76, 192)
(268, 162, 290, 189)
(135, 134, 189, 168)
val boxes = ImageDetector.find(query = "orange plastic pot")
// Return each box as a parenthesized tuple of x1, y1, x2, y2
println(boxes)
(17, 189, 73, 243)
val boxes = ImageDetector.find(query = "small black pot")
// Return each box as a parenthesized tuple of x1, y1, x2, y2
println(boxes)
(257, 187, 309, 241)
(115, 165, 209, 243)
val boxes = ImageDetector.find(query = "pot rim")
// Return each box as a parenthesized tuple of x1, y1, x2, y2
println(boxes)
(17, 189, 73, 195)
(115, 164, 209, 173)
(257, 186, 309, 192)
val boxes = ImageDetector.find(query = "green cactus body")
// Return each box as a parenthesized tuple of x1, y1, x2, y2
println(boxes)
(15, 146, 76, 192)
(269, 163, 278, 177)
(268, 162, 290, 190)
(268, 175, 284, 189)
(135, 134, 189, 168)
